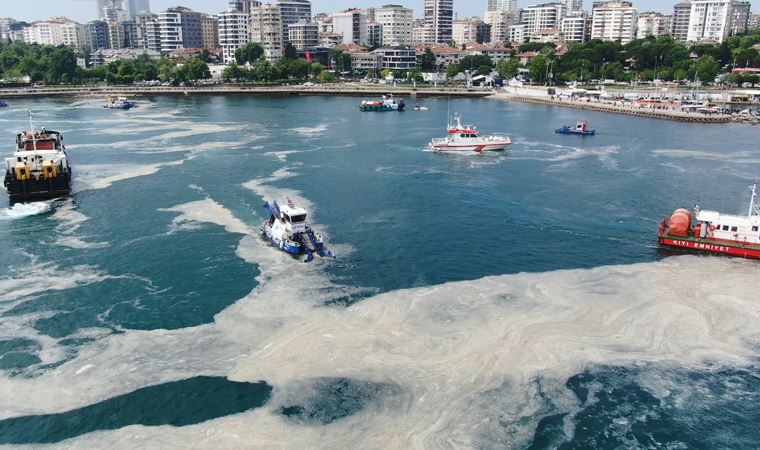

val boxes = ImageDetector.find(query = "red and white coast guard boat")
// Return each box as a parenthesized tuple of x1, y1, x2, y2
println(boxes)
(658, 183, 760, 259)
(429, 114, 511, 154)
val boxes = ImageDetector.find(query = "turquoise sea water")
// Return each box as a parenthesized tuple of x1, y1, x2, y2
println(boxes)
(0, 95, 759, 447)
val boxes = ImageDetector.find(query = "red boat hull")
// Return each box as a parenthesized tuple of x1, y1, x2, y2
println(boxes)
(658, 235, 760, 259)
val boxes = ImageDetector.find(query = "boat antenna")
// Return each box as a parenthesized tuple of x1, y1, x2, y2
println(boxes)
(28, 110, 37, 151)
(749, 183, 760, 218)
(446, 93, 451, 128)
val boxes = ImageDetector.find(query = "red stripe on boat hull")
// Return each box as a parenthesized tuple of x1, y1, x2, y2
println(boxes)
(658, 235, 760, 259)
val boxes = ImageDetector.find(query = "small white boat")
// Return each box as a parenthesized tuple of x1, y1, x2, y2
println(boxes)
(104, 96, 136, 110)
(430, 113, 511, 154)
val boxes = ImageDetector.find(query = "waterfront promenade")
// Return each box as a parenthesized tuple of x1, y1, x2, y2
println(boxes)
(0, 84, 494, 99)
(494, 88, 735, 124)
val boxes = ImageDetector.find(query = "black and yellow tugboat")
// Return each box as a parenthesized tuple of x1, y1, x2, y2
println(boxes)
(3, 117, 71, 202)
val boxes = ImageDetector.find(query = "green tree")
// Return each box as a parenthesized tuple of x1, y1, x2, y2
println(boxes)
(235, 43, 264, 65)
(408, 67, 423, 82)
(222, 63, 247, 81)
(179, 57, 211, 81)
(527, 54, 549, 84)
(317, 71, 335, 83)
(419, 48, 436, 71)
(253, 58, 274, 82)
(283, 43, 297, 60)
(694, 56, 720, 83)
(446, 64, 460, 79)
(496, 58, 520, 79)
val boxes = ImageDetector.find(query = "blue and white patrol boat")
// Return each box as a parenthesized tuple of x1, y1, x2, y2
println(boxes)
(261, 198, 333, 262)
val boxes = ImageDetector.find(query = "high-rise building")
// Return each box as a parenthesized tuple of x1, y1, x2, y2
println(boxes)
(108, 20, 137, 49)
(217, 7, 249, 63)
(97, 0, 123, 20)
(453, 17, 484, 45)
(288, 19, 319, 50)
(228, 0, 262, 14)
(520, 3, 567, 41)
(671, 1, 692, 42)
(87, 20, 110, 49)
(508, 23, 527, 42)
(367, 21, 383, 46)
(134, 12, 157, 49)
(158, 6, 202, 53)
(277, 0, 312, 46)
(557, 0, 584, 13)
(424, 0, 453, 44)
(730, 1, 752, 35)
(484, 10, 512, 45)
(412, 23, 436, 45)
(124, 0, 150, 19)
(686, 0, 733, 43)
(562, 12, 590, 42)
(750, 13, 760, 30)
(332, 8, 369, 46)
(200, 15, 219, 50)
(23, 17, 86, 47)
(251, 3, 283, 61)
(637, 12, 671, 39)
(375, 4, 413, 46)
(591, 1, 638, 44)
(143, 16, 161, 52)
(486, 0, 518, 13)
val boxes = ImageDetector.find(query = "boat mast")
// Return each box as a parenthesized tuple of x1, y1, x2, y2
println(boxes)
(749, 183, 759, 218)
(28, 110, 37, 151)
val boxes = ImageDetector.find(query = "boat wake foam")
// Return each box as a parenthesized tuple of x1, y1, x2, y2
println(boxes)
(291, 124, 329, 136)
(0, 202, 52, 220)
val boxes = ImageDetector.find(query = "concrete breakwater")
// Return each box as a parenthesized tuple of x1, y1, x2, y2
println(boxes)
(0, 84, 494, 99)
(495, 92, 733, 124)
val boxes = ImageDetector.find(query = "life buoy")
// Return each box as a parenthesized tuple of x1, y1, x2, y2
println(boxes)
(708, 224, 716, 237)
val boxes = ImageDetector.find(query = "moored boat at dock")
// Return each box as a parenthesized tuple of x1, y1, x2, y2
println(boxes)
(360, 95, 405, 112)
(3, 119, 72, 202)
(430, 113, 511, 154)
(261, 198, 333, 262)
(658, 184, 760, 259)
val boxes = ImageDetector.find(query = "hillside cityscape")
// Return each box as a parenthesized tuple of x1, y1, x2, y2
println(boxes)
(0, 0, 759, 86)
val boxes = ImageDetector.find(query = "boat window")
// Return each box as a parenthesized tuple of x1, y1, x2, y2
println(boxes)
(283, 214, 291, 223)
(460, 134, 466, 138)
(753, 226, 758, 232)
(722, 225, 729, 231)
(290, 214, 307, 223)
(731, 226, 738, 232)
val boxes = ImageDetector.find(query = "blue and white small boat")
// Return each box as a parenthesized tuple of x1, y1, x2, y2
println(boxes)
(261, 198, 333, 262)
(0, 100, 8, 108)
(104, 96, 136, 110)
(556, 120, 595, 136)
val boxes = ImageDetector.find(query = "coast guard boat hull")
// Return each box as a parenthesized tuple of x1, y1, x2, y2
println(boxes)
(430, 113, 511, 154)
(658, 184, 760, 259)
